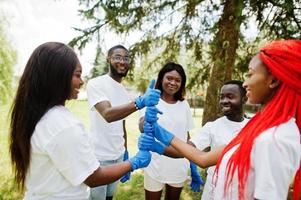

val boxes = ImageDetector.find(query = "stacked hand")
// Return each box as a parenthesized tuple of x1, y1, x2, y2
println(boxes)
(120, 150, 131, 183)
(190, 161, 204, 192)
(144, 106, 162, 123)
(138, 131, 166, 155)
(135, 80, 161, 109)
(129, 150, 152, 171)
(153, 123, 174, 146)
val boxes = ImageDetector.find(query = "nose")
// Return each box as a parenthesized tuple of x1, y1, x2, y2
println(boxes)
(242, 81, 247, 89)
(79, 78, 84, 87)
(220, 97, 229, 104)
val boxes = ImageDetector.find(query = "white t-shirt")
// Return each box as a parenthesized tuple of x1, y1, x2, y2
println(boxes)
(142, 99, 195, 183)
(24, 106, 99, 200)
(213, 118, 300, 200)
(190, 116, 248, 200)
(86, 74, 130, 160)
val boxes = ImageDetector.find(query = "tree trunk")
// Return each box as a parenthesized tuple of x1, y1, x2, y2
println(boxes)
(202, 0, 244, 125)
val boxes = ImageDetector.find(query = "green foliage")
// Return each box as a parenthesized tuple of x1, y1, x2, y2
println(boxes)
(248, 0, 301, 39)
(0, 23, 16, 105)
(72, 0, 301, 123)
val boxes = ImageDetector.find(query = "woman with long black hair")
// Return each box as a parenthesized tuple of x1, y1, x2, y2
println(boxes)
(9, 42, 151, 200)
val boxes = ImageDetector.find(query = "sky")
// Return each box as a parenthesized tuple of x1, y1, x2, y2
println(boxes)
(0, 0, 132, 76)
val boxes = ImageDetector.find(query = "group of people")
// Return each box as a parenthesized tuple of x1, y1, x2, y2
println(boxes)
(9, 40, 300, 200)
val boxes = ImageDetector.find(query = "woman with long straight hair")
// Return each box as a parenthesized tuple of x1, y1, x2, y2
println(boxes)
(9, 42, 151, 199)
(140, 40, 301, 200)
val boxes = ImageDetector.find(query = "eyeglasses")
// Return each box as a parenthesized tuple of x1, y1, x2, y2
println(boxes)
(111, 56, 130, 63)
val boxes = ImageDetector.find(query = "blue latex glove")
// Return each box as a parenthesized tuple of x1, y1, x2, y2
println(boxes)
(190, 161, 204, 192)
(143, 121, 154, 135)
(138, 133, 166, 155)
(120, 150, 131, 183)
(145, 106, 163, 123)
(135, 79, 161, 109)
(138, 133, 154, 151)
(153, 122, 174, 146)
(129, 150, 152, 171)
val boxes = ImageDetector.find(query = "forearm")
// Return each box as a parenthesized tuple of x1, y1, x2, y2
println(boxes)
(96, 101, 137, 122)
(163, 145, 184, 158)
(84, 161, 132, 187)
(170, 137, 225, 168)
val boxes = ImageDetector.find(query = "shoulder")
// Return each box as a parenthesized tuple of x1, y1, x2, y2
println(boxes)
(37, 106, 82, 136)
(255, 118, 300, 147)
(87, 75, 107, 87)
(177, 99, 191, 109)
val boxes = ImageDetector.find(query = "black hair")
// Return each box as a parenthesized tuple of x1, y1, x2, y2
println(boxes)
(155, 62, 186, 101)
(223, 80, 246, 98)
(9, 42, 78, 189)
(107, 45, 128, 57)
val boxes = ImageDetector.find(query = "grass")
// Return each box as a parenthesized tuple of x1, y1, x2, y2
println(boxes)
(0, 100, 204, 200)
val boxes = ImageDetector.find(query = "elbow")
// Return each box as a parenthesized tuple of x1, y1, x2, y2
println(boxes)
(101, 113, 114, 123)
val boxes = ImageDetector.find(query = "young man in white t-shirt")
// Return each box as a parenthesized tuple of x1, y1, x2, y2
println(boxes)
(189, 80, 249, 200)
(86, 45, 160, 200)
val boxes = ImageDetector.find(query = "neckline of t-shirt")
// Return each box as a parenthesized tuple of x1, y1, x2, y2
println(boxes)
(160, 98, 180, 106)
(223, 116, 248, 125)
(105, 74, 123, 87)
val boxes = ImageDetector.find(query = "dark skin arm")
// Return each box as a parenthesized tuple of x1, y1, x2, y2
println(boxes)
(95, 101, 137, 123)
(169, 137, 225, 168)
(84, 161, 132, 187)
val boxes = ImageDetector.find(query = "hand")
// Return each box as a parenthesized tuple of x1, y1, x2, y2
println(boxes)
(138, 133, 166, 155)
(145, 106, 163, 123)
(135, 79, 161, 109)
(143, 121, 154, 136)
(153, 122, 174, 146)
(129, 150, 152, 171)
(190, 161, 204, 192)
(120, 150, 131, 183)
(138, 133, 154, 151)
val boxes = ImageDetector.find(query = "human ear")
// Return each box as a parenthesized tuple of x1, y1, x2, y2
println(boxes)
(269, 77, 280, 89)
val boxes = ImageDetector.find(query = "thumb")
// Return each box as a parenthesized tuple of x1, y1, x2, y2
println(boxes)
(148, 79, 156, 89)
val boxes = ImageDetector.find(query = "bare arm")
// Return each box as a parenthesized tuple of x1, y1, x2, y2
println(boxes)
(95, 101, 137, 123)
(170, 137, 225, 168)
(84, 161, 132, 187)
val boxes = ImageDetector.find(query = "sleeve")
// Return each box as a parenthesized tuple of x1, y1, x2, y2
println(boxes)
(46, 123, 99, 186)
(86, 80, 109, 110)
(190, 122, 212, 150)
(185, 101, 195, 131)
(252, 130, 299, 200)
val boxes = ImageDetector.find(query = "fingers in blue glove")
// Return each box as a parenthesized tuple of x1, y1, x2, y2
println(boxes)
(143, 121, 154, 135)
(145, 106, 163, 123)
(129, 150, 152, 171)
(135, 79, 161, 109)
(190, 161, 204, 192)
(138, 133, 155, 151)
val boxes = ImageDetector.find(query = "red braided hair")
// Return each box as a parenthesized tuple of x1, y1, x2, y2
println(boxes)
(215, 40, 301, 200)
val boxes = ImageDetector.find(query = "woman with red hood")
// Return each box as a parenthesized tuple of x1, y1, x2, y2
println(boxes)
(140, 40, 301, 200)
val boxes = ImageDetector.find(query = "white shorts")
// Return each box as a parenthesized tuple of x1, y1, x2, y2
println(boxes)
(143, 171, 185, 192)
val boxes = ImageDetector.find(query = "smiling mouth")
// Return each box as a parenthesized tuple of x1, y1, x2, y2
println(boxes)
(221, 105, 232, 112)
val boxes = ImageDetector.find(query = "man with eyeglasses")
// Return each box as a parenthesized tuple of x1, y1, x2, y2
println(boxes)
(86, 45, 160, 200)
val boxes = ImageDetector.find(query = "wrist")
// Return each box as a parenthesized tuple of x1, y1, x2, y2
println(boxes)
(135, 96, 144, 110)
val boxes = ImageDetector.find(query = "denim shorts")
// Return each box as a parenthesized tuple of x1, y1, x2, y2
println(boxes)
(89, 155, 123, 200)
